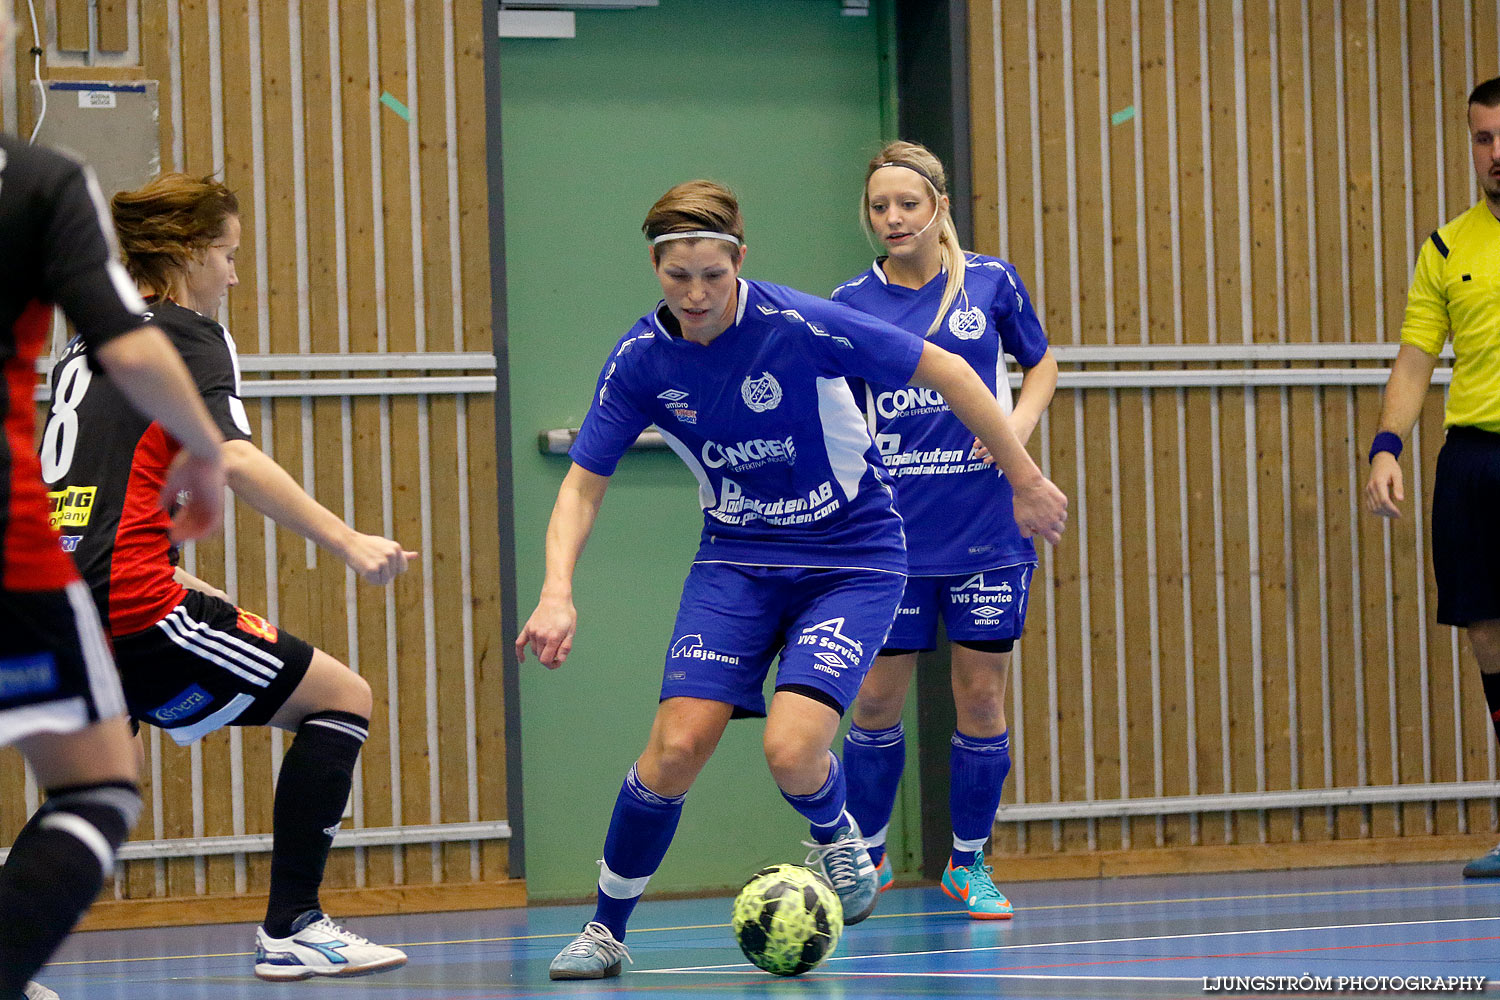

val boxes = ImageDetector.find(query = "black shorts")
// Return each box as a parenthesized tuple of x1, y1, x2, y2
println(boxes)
(0, 580, 124, 746)
(1431, 426, 1500, 627)
(112, 590, 314, 745)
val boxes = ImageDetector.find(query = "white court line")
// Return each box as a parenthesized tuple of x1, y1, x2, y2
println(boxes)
(638, 914, 1500, 975)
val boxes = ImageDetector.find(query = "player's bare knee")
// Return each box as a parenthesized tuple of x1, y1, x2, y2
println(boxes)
(955, 699, 1007, 738)
(851, 691, 904, 730)
(762, 732, 822, 786)
(1468, 620, 1500, 672)
(646, 729, 716, 783)
(337, 669, 373, 717)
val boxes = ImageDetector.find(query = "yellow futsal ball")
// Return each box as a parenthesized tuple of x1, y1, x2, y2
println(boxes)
(730, 863, 844, 976)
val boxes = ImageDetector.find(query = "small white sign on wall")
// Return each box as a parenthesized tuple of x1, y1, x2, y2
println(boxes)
(78, 90, 118, 109)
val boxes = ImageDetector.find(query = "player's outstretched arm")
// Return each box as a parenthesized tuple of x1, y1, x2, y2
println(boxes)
(1366, 343, 1440, 519)
(94, 326, 225, 541)
(909, 342, 1068, 545)
(515, 463, 610, 670)
(221, 439, 415, 584)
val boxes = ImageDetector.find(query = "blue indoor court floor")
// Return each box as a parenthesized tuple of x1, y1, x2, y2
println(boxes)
(35, 862, 1499, 999)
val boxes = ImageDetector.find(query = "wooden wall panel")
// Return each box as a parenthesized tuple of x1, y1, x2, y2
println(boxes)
(1, 0, 510, 914)
(56, 0, 90, 52)
(970, 0, 1500, 865)
(98, 1, 130, 52)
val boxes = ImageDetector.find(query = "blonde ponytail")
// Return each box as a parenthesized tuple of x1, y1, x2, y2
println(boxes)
(929, 215, 968, 337)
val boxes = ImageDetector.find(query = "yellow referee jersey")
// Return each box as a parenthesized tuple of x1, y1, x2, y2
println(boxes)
(1400, 200, 1500, 432)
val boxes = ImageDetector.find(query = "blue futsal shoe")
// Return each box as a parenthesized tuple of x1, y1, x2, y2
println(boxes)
(253, 910, 407, 980)
(1462, 842, 1500, 878)
(941, 858, 1014, 920)
(549, 921, 633, 980)
(804, 824, 880, 925)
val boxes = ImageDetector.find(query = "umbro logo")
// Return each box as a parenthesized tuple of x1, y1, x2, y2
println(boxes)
(657, 388, 689, 402)
(973, 606, 1004, 620)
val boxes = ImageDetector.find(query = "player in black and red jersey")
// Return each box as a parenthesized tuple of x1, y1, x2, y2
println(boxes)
(0, 12, 228, 1000)
(39, 173, 411, 981)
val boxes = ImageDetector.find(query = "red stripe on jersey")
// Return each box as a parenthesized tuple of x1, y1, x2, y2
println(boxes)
(3, 300, 80, 591)
(107, 422, 187, 635)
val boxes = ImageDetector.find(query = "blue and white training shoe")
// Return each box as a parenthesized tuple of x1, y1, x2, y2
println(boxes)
(254, 910, 408, 981)
(804, 824, 881, 925)
(549, 921, 632, 980)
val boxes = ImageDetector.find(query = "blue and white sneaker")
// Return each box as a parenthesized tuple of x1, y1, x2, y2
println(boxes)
(1462, 842, 1500, 878)
(254, 910, 408, 981)
(549, 921, 632, 980)
(804, 824, 880, 925)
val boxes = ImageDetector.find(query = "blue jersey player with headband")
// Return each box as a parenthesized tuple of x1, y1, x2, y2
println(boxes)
(832, 141, 1059, 920)
(516, 180, 1067, 980)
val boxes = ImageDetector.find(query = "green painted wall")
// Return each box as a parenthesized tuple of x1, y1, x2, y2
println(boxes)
(501, 0, 916, 902)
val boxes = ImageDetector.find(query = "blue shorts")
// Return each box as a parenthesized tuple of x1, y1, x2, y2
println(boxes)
(884, 562, 1035, 651)
(662, 562, 907, 718)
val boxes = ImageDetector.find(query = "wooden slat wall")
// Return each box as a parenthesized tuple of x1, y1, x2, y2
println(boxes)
(971, 0, 1499, 867)
(56, 0, 91, 52)
(1, 0, 512, 918)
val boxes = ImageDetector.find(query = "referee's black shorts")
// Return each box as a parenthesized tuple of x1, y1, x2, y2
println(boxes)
(1432, 425, 1500, 627)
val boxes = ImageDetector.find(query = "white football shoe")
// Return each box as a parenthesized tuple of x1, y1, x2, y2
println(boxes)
(253, 910, 407, 981)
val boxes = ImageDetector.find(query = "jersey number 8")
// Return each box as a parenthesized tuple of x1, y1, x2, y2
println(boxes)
(40, 354, 93, 484)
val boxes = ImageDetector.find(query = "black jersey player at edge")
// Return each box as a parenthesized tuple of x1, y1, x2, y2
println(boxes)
(39, 173, 413, 982)
(0, 11, 229, 998)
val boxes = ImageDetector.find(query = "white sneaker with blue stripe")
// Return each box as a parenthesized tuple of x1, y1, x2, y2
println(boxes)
(254, 910, 407, 980)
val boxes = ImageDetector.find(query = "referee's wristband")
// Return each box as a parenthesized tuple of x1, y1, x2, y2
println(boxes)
(1368, 431, 1403, 463)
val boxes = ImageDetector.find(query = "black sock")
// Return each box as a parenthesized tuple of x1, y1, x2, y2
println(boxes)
(263, 711, 368, 938)
(0, 781, 140, 998)
(1482, 672, 1500, 746)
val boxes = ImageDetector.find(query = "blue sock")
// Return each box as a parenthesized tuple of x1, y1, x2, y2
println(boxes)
(780, 752, 851, 844)
(949, 730, 1010, 868)
(592, 764, 685, 940)
(842, 721, 905, 867)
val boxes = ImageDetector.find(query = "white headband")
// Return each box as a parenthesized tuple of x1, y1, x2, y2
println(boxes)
(650, 230, 741, 247)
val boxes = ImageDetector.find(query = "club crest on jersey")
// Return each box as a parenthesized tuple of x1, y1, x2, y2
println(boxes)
(740, 372, 782, 412)
(949, 306, 987, 340)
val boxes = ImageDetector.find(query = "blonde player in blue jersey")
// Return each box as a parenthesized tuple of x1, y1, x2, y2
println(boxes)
(832, 141, 1059, 920)
(516, 180, 1067, 980)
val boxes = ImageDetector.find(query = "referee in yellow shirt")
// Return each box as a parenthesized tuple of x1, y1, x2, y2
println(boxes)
(1367, 76, 1500, 879)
